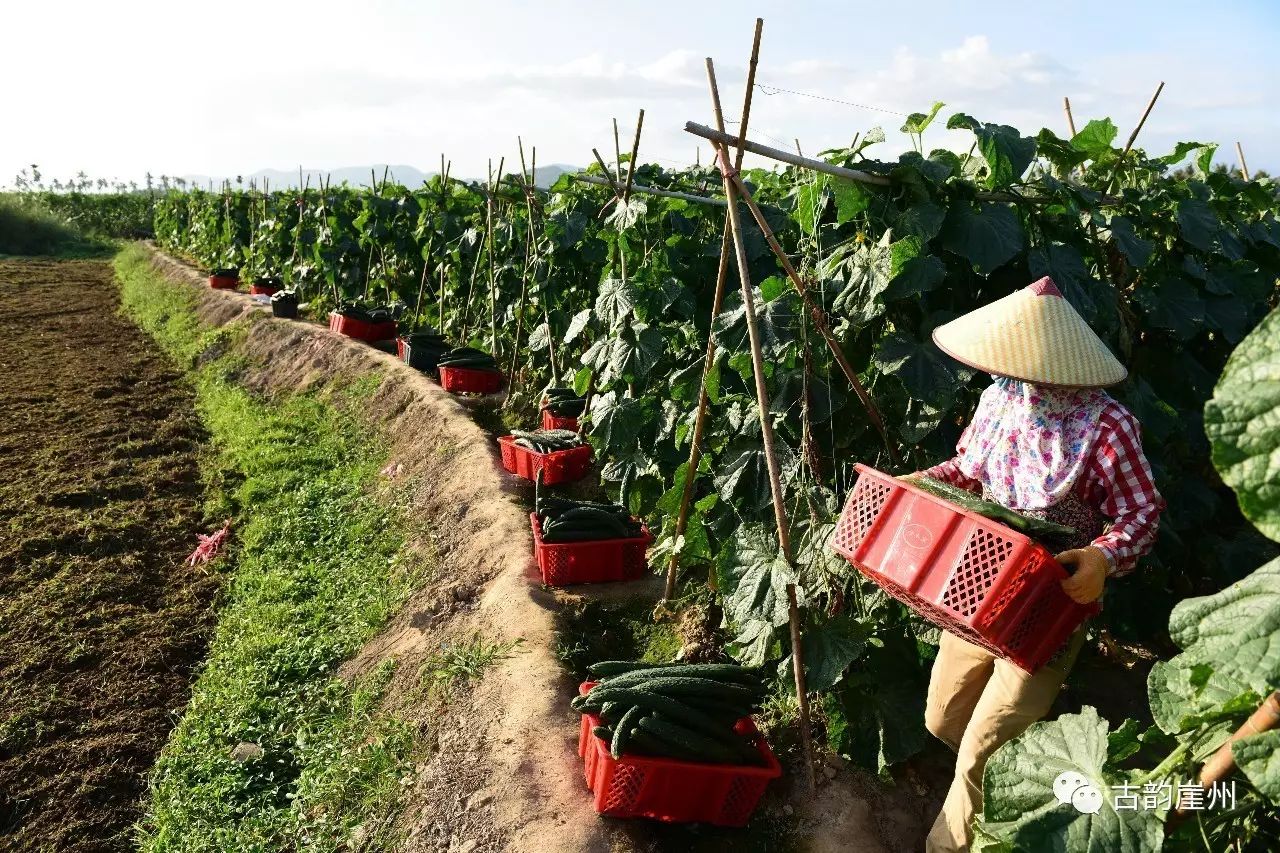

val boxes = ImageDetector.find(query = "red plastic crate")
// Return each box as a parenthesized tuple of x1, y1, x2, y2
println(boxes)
(530, 512, 650, 586)
(831, 464, 1098, 673)
(249, 283, 281, 296)
(208, 274, 239, 290)
(576, 682, 781, 826)
(541, 408, 580, 432)
(497, 435, 591, 485)
(439, 365, 505, 394)
(328, 312, 397, 342)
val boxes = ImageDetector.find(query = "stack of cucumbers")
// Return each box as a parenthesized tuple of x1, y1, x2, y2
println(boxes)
(536, 495, 643, 543)
(907, 475, 1079, 552)
(401, 330, 451, 370)
(436, 346, 500, 371)
(570, 661, 767, 765)
(509, 428, 585, 454)
(543, 386, 587, 418)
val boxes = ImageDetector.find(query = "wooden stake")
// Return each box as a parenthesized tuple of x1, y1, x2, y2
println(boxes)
(1063, 96, 1078, 137)
(413, 244, 432, 325)
(590, 148, 625, 202)
(707, 52, 817, 792)
(486, 157, 504, 360)
(622, 109, 646, 203)
(1236, 141, 1250, 181)
(613, 118, 624, 184)
(1122, 81, 1164, 156)
(664, 17, 762, 603)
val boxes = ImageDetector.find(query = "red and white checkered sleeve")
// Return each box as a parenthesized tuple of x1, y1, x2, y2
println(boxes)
(922, 421, 983, 494)
(1087, 407, 1165, 578)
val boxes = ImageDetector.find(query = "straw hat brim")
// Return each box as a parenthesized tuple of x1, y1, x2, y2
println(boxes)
(931, 285, 1128, 388)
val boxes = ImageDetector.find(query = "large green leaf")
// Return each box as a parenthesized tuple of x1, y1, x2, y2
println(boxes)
(1233, 729, 1280, 801)
(1106, 216, 1153, 269)
(1070, 119, 1118, 159)
(975, 707, 1163, 853)
(1147, 557, 1280, 734)
(1204, 307, 1280, 540)
(588, 392, 652, 454)
(947, 113, 1037, 189)
(941, 202, 1025, 275)
(832, 179, 871, 224)
(894, 201, 946, 242)
(594, 277, 635, 327)
(873, 332, 966, 408)
(715, 525, 796, 628)
(825, 636, 928, 771)
(1175, 199, 1221, 252)
(828, 234, 895, 327)
(797, 614, 867, 692)
(1133, 277, 1204, 340)
(901, 101, 945, 135)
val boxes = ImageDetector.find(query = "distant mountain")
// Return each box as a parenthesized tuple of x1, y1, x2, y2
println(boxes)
(181, 163, 577, 190)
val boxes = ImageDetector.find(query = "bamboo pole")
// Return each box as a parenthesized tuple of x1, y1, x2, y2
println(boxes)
(684, 123, 1114, 205)
(707, 53, 817, 792)
(438, 262, 447, 333)
(572, 174, 726, 207)
(613, 118, 624, 184)
(1236, 141, 1250, 181)
(686, 122, 891, 185)
(590, 148, 625, 213)
(1122, 81, 1164, 156)
(508, 138, 536, 390)
(412, 237, 433, 323)
(622, 109, 646, 203)
(663, 17, 761, 602)
(1063, 96, 1078, 137)
(486, 157, 504, 360)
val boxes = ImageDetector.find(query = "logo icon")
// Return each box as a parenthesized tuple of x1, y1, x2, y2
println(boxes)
(1053, 770, 1103, 814)
(900, 523, 933, 549)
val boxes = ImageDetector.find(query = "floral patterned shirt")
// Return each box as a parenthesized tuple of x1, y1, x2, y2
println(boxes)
(925, 380, 1164, 577)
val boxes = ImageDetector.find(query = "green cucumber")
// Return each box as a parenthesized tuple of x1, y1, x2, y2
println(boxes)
(610, 705, 643, 759)
(635, 715, 755, 765)
(587, 660, 668, 678)
(580, 687, 747, 748)
(601, 664, 763, 690)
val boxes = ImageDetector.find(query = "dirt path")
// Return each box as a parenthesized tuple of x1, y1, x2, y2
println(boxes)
(0, 258, 217, 851)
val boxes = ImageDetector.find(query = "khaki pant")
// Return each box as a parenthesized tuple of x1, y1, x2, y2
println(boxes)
(923, 630, 1084, 852)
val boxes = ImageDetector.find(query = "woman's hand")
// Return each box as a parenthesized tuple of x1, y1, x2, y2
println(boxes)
(1057, 546, 1109, 603)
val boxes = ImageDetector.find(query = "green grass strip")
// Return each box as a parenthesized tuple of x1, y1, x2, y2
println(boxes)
(115, 246, 423, 851)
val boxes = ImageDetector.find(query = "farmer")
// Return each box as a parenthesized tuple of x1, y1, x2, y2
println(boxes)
(919, 276, 1164, 852)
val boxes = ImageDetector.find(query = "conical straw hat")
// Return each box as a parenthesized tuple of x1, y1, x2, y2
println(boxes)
(932, 277, 1127, 388)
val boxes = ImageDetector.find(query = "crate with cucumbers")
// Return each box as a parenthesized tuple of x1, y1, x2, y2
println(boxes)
(571, 660, 781, 825)
(397, 329, 452, 373)
(531, 493, 650, 585)
(540, 386, 586, 431)
(436, 347, 505, 394)
(497, 428, 591, 485)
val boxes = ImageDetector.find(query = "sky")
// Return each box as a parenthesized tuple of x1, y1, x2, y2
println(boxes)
(3, 0, 1278, 187)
